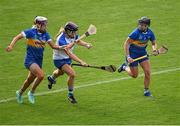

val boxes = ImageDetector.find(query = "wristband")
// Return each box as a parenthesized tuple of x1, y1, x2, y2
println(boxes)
(127, 55, 131, 59)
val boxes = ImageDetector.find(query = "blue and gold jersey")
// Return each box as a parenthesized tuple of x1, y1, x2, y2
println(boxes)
(129, 28, 156, 48)
(127, 28, 156, 66)
(22, 28, 51, 59)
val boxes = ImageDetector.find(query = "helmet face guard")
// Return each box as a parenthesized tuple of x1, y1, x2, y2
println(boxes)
(36, 21, 47, 32)
(138, 17, 151, 32)
(138, 17, 151, 26)
(66, 30, 77, 38)
(34, 16, 48, 33)
(64, 22, 78, 38)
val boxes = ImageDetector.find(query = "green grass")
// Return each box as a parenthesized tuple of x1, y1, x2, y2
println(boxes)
(0, 0, 180, 125)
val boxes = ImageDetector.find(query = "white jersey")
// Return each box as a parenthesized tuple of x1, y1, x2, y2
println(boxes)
(53, 32, 77, 60)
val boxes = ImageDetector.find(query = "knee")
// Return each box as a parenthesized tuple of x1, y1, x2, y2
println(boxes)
(69, 72, 76, 78)
(37, 73, 44, 80)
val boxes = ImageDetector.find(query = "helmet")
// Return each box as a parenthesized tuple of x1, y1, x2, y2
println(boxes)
(34, 16, 48, 25)
(138, 17, 150, 26)
(34, 16, 48, 32)
(64, 22, 78, 32)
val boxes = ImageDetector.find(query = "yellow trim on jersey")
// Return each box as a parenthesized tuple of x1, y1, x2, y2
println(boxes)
(132, 40, 147, 47)
(27, 39, 46, 48)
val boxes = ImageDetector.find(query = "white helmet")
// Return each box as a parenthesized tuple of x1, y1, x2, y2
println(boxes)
(34, 16, 48, 32)
(34, 16, 47, 25)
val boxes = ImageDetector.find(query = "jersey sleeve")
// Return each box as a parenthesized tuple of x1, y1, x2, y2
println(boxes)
(58, 40, 66, 46)
(128, 29, 138, 40)
(57, 36, 66, 46)
(45, 32, 52, 43)
(21, 29, 33, 39)
(150, 31, 156, 42)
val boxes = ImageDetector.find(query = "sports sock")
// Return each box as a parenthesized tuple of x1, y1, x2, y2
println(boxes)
(123, 65, 127, 70)
(144, 88, 149, 91)
(51, 75, 56, 80)
(68, 86, 74, 96)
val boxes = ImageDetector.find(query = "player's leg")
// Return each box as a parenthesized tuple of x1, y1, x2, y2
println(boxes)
(61, 64, 77, 103)
(139, 59, 152, 96)
(118, 49, 139, 78)
(118, 60, 139, 78)
(124, 66, 139, 78)
(26, 63, 44, 103)
(47, 59, 65, 89)
(16, 72, 36, 103)
(29, 63, 44, 92)
(47, 69, 64, 89)
(52, 69, 64, 79)
(19, 72, 36, 95)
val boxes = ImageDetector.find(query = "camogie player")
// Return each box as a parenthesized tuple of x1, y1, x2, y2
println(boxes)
(6, 16, 65, 104)
(118, 17, 159, 97)
(47, 22, 92, 104)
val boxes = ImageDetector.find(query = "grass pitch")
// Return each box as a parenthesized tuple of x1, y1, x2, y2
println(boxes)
(0, 0, 179, 125)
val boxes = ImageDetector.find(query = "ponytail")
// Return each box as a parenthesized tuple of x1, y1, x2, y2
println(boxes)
(54, 27, 64, 40)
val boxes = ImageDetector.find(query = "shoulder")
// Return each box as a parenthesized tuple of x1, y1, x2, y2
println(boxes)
(44, 31, 51, 37)
(57, 32, 67, 45)
(22, 28, 36, 38)
(128, 28, 140, 39)
(57, 32, 65, 41)
(147, 28, 154, 34)
(129, 28, 140, 36)
(132, 28, 140, 33)
(147, 28, 155, 39)
(147, 28, 156, 41)
(134, 28, 139, 32)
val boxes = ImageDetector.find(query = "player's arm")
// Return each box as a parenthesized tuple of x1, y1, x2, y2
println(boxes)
(124, 37, 134, 63)
(150, 31, 158, 55)
(6, 33, 24, 52)
(65, 40, 92, 50)
(64, 48, 88, 66)
(76, 40, 92, 49)
(151, 40, 157, 51)
(48, 41, 66, 50)
(151, 40, 159, 55)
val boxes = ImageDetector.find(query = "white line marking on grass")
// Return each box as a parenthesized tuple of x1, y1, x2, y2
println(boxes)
(0, 67, 180, 104)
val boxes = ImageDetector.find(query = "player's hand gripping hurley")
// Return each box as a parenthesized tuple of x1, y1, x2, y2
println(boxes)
(65, 24, 97, 49)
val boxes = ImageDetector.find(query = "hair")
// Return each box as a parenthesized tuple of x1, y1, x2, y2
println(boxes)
(54, 27, 64, 40)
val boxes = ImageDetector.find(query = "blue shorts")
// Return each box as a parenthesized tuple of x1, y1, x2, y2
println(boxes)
(128, 45, 148, 67)
(24, 57, 43, 69)
(54, 58, 72, 69)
